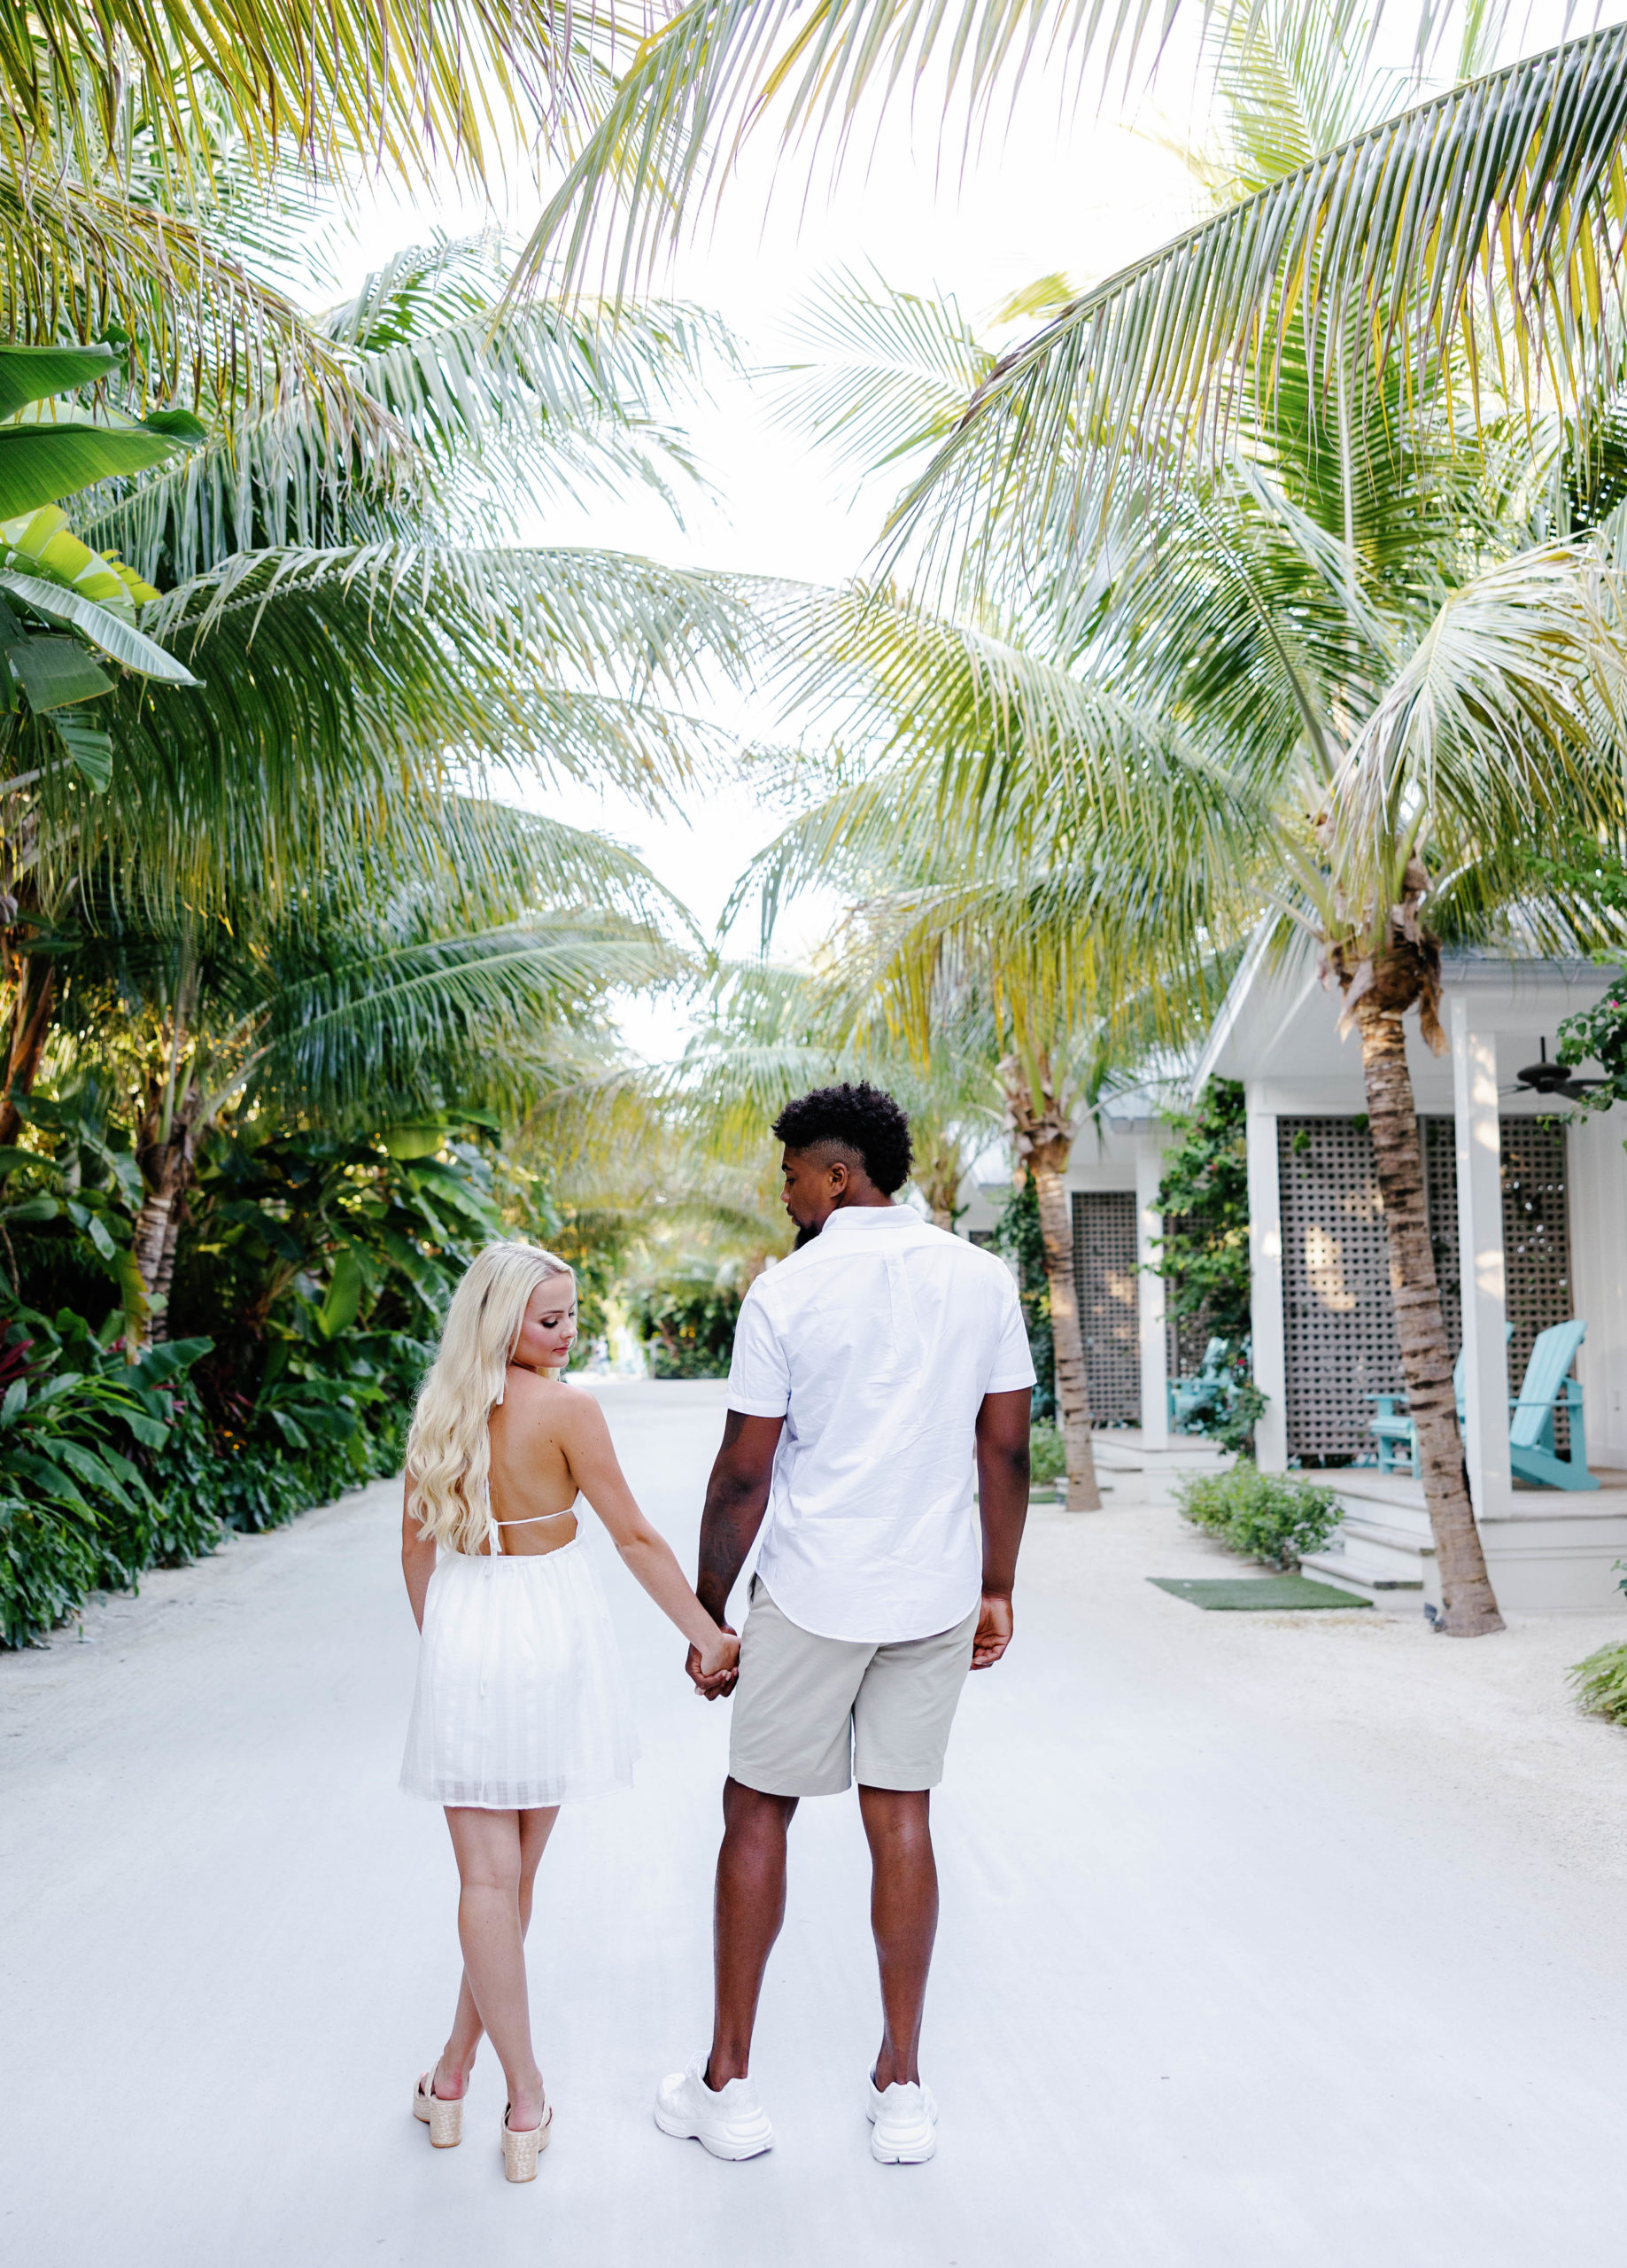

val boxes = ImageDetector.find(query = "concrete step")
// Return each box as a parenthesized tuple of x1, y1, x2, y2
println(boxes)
(1299, 1547, 1423, 1599)
(1332, 1513, 1437, 1561)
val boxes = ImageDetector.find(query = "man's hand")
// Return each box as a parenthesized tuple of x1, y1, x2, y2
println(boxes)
(971, 1592, 1013, 1670)
(686, 1626, 739, 1699)
(974, 1386, 1028, 1669)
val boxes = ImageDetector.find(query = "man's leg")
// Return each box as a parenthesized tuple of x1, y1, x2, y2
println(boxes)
(707, 1776, 799, 2086)
(857, 1786, 938, 2089)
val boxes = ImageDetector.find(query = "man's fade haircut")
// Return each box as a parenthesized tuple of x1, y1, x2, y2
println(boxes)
(772, 1081, 913, 1198)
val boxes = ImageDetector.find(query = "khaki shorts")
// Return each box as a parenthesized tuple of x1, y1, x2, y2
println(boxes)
(728, 1578, 980, 1798)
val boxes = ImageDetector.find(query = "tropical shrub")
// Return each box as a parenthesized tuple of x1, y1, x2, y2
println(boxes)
(1153, 1079, 1251, 1340)
(1153, 1080, 1267, 1453)
(1175, 1462, 1341, 1571)
(1028, 1419, 1066, 1487)
(992, 1174, 1056, 1421)
(631, 1263, 745, 1379)
(0, 1309, 210, 1645)
(1570, 1641, 1627, 1725)
(0, 1119, 524, 1645)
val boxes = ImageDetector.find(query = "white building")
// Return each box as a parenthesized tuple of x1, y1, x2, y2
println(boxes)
(958, 943, 1627, 1612)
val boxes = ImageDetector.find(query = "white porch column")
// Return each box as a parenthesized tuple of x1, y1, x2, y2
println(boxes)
(1449, 995, 1510, 1517)
(1135, 1146, 1170, 1449)
(1246, 1088, 1288, 1472)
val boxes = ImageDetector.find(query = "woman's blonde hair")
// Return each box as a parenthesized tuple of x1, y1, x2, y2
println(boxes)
(405, 1240, 575, 1554)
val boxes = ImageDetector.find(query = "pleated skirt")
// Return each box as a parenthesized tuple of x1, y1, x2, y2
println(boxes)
(400, 1539, 639, 1809)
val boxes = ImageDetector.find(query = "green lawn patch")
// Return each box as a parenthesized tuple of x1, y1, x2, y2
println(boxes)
(1149, 1574, 1371, 1612)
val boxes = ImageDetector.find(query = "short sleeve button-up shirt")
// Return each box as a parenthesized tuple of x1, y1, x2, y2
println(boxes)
(724, 1205, 1036, 1642)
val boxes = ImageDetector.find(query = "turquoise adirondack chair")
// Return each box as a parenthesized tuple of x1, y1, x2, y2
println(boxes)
(1370, 1325, 1512, 1475)
(1169, 1337, 1229, 1431)
(1507, 1319, 1598, 1491)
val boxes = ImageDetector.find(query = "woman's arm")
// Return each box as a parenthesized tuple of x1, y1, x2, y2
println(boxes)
(559, 1391, 738, 1679)
(401, 1481, 437, 1631)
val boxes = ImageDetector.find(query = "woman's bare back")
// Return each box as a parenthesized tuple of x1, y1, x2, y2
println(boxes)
(483, 1367, 583, 1554)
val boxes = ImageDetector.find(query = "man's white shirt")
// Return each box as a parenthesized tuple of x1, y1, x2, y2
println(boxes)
(725, 1205, 1036, 1643)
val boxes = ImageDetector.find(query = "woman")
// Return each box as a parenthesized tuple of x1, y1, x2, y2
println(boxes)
(399, 1240, 738, 2181)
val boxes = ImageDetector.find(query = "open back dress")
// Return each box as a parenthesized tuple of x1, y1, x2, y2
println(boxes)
(399, 1472, 638, 1810)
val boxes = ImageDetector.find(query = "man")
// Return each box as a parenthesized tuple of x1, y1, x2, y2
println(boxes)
(655, 1080, 1034, 2165)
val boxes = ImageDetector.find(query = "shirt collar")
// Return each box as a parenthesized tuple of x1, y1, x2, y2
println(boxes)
(817, 1205, 919, 1235)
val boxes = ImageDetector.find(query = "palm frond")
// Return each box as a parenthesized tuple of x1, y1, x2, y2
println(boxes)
(19, 542, 749, 920)
(1326, 540, 1627, 925)
(516, 0, 1405, 294)
(82, 246, 736, 577)
(900, 25, 1627, 579)
(252, 915, 680, 1121)
(738, 579, 1255, 947)
(764, 268, 994, 494)
(0, 2, 618, 209)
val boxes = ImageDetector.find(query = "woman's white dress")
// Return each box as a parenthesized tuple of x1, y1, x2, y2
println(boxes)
(400, 1509, 638, 1810)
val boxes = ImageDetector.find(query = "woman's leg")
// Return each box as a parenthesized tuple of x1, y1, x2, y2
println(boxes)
(434, 1807, 560, 2098)
(439, 1807, 556, 2129)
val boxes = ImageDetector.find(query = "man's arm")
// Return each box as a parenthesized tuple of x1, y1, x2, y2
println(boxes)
(686, 1409, 784, 1694)
(972, 1386, 1031, 1669)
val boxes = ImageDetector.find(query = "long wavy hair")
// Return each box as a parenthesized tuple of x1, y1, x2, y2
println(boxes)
(405, 1240, 575, 1554)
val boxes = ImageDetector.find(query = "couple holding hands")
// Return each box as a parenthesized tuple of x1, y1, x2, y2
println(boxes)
(399, 1082, 1035, 2181)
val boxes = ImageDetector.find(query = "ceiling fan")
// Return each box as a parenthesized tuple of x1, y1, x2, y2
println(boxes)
(1502, 1037, 1605, 1104)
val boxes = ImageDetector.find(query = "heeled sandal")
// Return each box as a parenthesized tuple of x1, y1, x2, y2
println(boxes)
(500, 2096, 553, 2182)
(413, 2063, 463, 2148)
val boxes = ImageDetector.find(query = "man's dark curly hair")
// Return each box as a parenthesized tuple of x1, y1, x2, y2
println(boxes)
(771, 1081, 914, 1197)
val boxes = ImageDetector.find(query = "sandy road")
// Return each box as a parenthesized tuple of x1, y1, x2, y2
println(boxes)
(4, 1377, 1627, 2267)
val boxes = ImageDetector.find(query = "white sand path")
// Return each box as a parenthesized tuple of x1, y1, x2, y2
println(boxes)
(5, 1378, 1627, 2266)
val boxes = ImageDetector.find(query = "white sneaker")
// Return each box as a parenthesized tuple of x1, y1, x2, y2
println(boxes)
(867, 2077, 938, 2163)
(655, 2055, 774, 2160)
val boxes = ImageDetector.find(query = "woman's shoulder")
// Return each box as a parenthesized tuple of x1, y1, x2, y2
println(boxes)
(503, 1368, 604, 1433)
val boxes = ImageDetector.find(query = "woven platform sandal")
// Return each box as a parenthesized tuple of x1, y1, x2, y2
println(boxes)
(413, 2065, 463, 2148)
(500, 2098, 553, 2182)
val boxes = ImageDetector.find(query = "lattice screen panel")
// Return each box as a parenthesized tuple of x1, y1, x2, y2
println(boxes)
(1279, 1115, 1572, 1461)
(1278, 1120, 1403, 1459)
(1421, 1120, 1461, 1363)
(1499, 1120, 1573, 1448)
(1072, 1191, 1142, 1426)
(1160, 1210, 1219, 1385)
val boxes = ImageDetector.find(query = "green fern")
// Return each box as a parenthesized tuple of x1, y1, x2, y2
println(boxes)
(1570, 1642, 1627, 1725)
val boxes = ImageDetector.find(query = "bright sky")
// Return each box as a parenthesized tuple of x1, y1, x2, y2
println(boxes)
(338, 2, 1615, 1061)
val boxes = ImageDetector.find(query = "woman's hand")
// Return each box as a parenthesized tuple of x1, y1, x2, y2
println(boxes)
(690, 1624, 740, 1696)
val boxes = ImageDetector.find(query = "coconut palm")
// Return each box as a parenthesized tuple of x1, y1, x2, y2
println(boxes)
(54, 798, 683, 1340)
(0, 239, 754, 1134)
(524, 2, 1627, 576)
(670, 957, 1001, 1223)
(0, 2, 631, 407)
(760, 224, 1627, 1632)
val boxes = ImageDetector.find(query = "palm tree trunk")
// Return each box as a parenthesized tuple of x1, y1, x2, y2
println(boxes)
(148, 1205, 187, 1344)
(131, 1187, 176, 1314)
(919, 1133, 963, 1230)
(1356, 995, 1504, 1635)
(131, 1091, 202, 1353)
(1031, 1143, 1103, 1512)
(0, 957, 56, 1146)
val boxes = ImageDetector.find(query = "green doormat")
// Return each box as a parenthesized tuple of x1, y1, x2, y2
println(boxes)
(1148, 1575, 1371, 1611)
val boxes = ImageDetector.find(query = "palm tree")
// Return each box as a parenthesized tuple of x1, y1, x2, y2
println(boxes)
(670, 957, 1001, 1225)
(0, 238, 753, 1132)
(758, 261, 1627, 1631)
(56, 798, 685, 1340)
(0, 2, 632, 408)
(525, 0, 1627, 508)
